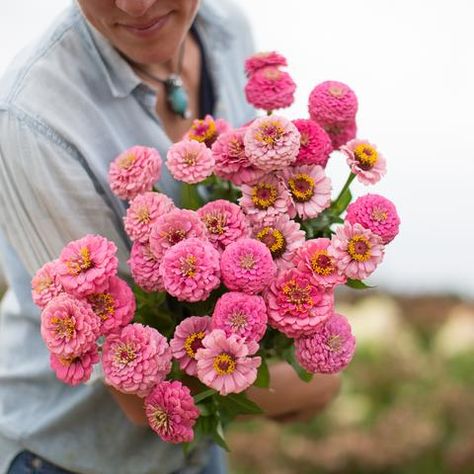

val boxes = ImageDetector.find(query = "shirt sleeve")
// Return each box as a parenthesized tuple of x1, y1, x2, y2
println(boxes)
(0, 109, 130, 277)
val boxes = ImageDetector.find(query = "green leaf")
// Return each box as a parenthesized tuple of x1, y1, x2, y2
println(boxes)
(217, 392, 264, 416)
(283, 346, 314, 383)
(345, 278, 375, 290)
(254, 358, 270, 388)
(193, 389, 216, 404)
(211, 422, 230, 452)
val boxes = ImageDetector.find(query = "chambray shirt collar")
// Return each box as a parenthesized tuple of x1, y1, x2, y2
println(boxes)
(73, 0, 233, 99)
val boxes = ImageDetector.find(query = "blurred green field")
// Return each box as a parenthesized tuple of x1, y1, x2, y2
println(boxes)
(227, 293, 474, 474)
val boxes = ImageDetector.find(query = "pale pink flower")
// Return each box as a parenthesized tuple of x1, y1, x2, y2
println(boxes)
(56, 234, 118, 297)
(295, 313, 356, 374)
(124, 192, 175, 243)
(346, 194, 400, 244)
(252, 214, 306, 271)
(109, 146, 162, 200)
(102, 323, 172, 397)
(220, 238, 276, 295)
(41, 294, 101, 357)
(294, 238, 347, 289)
(244, 51, 288, 77)
(167, 140, 215, 184)
(212, 292, 267, 343)
(145, 381, 199, 443)
(244, 116, 300, 172)
(282, 165, 332, 220)
(87, 276, 136, 336)
(325, 120, 357, 149)
(341, 139, 387, 185)
(149, 209, 208, 260)
(160, 238, 221, 303)
(197, 200, 251, 252)
(50, 346, 100, 386)
(185, 115, 230, 148)
(196, 329, 261, 396)
(328, 222, 385, 280)
(170, 316, 212, 376)
(31, 260, 64, 309)
(265, 268, 334, 338)
(292, 119, 333, 167)
(128, 241, 164, 292)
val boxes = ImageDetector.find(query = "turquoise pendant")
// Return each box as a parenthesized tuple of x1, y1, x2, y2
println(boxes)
(165, 74, 190, 119)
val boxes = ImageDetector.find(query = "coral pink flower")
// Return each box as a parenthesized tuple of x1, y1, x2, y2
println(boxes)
(325, 121, 357, 149)
(282, 165, 332, 220)
(341, 139, 387, 185)
(265, 268, 334, 338)
(220, 238, 276, 295)
(49, 346, 100, 386)
(167, 139, 215, 184)
(244, 51, 288, 76)
(87, 276, 136, 336)
(109, 146, 162, 200)
(170, 316, 212, 376)
(346, 194, 400, 244)
(239, 174, 292, 224)
(244, 116, 300, 172)
(160, 238, 221, 303)
(252, 214, 306, 271)
(56, 235, 118, 297)
(245, 67, 296, 111)
(185, 115, 230, 148)
(308, 81, 358, 128)
(292, 119, 333, 167)
(128, 241, 164, 292)
(41, 294, 101, 357)
(212, 292, 267, 343)
(197, 200, 251, 252)
(145, 381, 199, 443)
(293, 238, 347, 289)
(295, 313, 356, 374)
(149, 209, 208, 260)
(124, 192, 175, 243)
(31, 260, 64, 309)
(102, 323, 172, 397)
(196, 329, 261, 396)
(328, 222, 385, 280)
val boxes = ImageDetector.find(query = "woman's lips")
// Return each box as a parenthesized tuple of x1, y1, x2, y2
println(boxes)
(119, 13, 171, 37)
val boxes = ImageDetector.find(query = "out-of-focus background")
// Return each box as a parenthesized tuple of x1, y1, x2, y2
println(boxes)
(1, 1, 473, 473)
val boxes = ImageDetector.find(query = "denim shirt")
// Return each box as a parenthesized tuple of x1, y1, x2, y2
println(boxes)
(0, 1, 254, 472)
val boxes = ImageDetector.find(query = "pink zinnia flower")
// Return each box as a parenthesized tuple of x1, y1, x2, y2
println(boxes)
(167, 140, 215, 184)
(325, 121, 357, 149)
(149, 209, 208, 260)
(196, 329, 261, 396)
(41, 294, 101, 357)
(197, 200, 251, 252)
(265, 268, 334, 338)
(87, 276, 136, 336)
(328, 222, 385, 280)
(220, 238, 276, 295)
(109, 146, 162, 200)
(212, 292, 267, 343)
(245, 67, 296, 112)
(170, 316, 212, 376)
(185, 115, 230, 148)
(49, 346, 100, 386)
(295, 313, 356, 374)
(293, 238, 347, 289)
(341, 139, 387, 185)
(282, 165, 332, 220)
(308, 81, 358, 128)
(102, 323, 172, 397)
(124, 192, 175, 243)
(244, 51, 288, 77)
(292, 119, 333, 167)
(56, 234, 118, 297)
(252, 214, 306, 271)
(160, 238, 221, 303)
(239, 174, 292, 224)
(128, 241, 164, 293)
(31, 260, 64, 309)
(145, 381, 199, 444)
(346, 194, 400, 244)
(244, 116, 300, 172)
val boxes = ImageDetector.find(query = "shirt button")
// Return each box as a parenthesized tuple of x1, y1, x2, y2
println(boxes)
(31, 457, 43, 470)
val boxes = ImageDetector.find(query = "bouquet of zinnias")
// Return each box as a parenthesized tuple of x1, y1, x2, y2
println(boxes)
(31, 51, 400, 449)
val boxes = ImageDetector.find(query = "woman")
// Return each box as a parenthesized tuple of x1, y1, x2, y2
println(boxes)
(0, 1, 340, 473)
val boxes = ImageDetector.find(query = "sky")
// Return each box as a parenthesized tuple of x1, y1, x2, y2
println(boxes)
(0, 1, 473, 298)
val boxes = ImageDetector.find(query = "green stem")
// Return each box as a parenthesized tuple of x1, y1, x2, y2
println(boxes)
(333, 172, 355, 207)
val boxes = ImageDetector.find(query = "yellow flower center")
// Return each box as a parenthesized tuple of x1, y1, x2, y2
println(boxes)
(88, 293, 115, 321)
(184, 331, 206, 359)
(213, 353, 236, 375)
(300, 132, 309, 147)
(327, 335, 343, 352)
(51, 315, 76, 340)
(347, 235, 372, 262)
(229, 311, 248, 331)
(180, 255, 197, 278)
(58, 356, 76, 367)
(66, 247, 93, 276)
(251, 183, 278, 209)
(328, 85, 346, 98)
(371, 207, 388, 222)
(163, 228, 186, 245)
(354, 143, 378, 169)
(255, 121, 285, 146)
(189, 119, 217, 144)
(152, 408, 170, 433)
(136, 206, 150, 224)
(203, 212, 226, 235)
(228, 137, 244, 157)
(34, 276, 53, 293)
(114, 343, 137, 366)
(310, 250, 335, 276)
(256, 227, 286, 258)
(183, 152, 198, 166)
(264, 68, 282, 81)
(288, 173, 315, 202)
(282, 279, 313, 311)
(240, 254, 256, 270)
(117, 153, 136, 170)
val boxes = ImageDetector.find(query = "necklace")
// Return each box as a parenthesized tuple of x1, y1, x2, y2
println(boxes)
(133, 41, 190, 119)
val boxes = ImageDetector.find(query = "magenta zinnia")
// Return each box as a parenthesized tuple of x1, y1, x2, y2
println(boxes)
(244, 51, 288, 77)
(31, 260, 64, 309)
(292, 119, 333, 167)
(128, 241, 164, 293)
